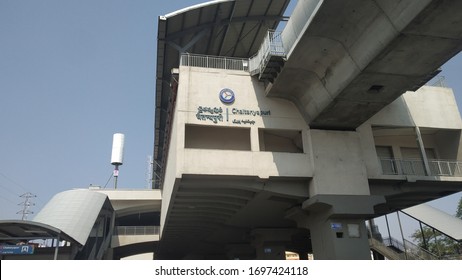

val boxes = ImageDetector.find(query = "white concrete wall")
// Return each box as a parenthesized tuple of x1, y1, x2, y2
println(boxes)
(309, 130, 370, 196)
(160, 102, 181, 233)
(175, 66, 312, 178)
(359, 86, 462, 177)
(367, 86, 462, 129)
(112, 234, 159, 247)
(406, 86, 462, 129)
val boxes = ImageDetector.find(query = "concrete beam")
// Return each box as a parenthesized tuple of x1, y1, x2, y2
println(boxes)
(268, 0, 462, 129)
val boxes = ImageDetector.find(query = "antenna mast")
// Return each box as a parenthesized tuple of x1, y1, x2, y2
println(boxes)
(111, 133, 125, 189)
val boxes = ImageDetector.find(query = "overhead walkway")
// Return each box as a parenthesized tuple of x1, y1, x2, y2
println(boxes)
(370, 236, 439, 260)
(370, 203, 462, 260)
(252, 0, 462, 130)
(111, 226, 160, 260)
(93, 189, 162, 259)
(402, 203, 462, 242)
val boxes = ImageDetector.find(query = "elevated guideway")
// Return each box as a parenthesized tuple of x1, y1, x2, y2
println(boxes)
(94, 189, 161, 216)
(93, 189, 162, 259)
(260, 0, 462, 130)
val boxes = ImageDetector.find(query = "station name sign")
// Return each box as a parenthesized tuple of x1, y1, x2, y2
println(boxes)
(0, 245, 35, 255)
(196, 106, 271, 125)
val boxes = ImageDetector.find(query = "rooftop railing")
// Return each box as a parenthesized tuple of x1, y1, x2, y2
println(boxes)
(179, 30, 286, 76)
(379, 158, 462, 176)
(180, 53, 249, 72)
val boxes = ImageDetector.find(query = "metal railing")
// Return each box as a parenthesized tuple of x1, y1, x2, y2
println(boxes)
(369, 237, 405, 260)
(429, 75, 447, 88)
(376, 237, 439, 260)
(114, 226, 160, 236)
(249, 30, 285, 75)
(180, 30, 285, 76)
(180, 53, 249, 72)
(379, 158, 462, 176)
(403, 239, 439, 260)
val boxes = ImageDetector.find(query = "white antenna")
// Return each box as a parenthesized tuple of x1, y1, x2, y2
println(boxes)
(111, 133, 125, 189)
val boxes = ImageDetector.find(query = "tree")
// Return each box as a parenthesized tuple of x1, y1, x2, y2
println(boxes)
(456, 196, 462, 219)
(411, 197, 462, 259)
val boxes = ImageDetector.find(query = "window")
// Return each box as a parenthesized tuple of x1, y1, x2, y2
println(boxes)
(185, 124, 251, 151)
(259, 129, 303, 153)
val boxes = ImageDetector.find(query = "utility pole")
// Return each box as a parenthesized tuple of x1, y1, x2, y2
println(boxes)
(17, 192, 36, 220)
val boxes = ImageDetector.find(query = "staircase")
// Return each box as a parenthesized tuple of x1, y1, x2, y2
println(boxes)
(369, 236, 439, 260)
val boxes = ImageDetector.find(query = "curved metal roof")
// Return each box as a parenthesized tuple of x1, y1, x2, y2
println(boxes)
(154, 0, 290, 186)
(33, 190, 111, 246)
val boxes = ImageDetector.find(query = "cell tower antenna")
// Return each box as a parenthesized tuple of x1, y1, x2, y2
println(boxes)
(17, 192, 36, 220)
(111, 133, 125, 189)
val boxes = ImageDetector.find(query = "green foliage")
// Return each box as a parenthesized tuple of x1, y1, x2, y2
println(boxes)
(411, 197, 462, 258)
(411, 227, 460, 258)
(456, 196, 462, 219)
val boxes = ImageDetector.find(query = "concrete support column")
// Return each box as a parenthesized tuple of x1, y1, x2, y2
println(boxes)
(309, 216, 371, 259)
(255, 244, 286, 260)
(301, 194, 385, 260)
(251, 229, 298, 260)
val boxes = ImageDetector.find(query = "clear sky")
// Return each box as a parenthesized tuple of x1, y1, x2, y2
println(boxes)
(0, 0, 461, 232)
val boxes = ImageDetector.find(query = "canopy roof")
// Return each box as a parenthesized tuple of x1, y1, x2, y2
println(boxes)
(0, 220, 77, 244)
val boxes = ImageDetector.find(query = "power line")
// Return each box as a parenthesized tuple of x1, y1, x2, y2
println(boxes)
(0, 171, 29, 193)
(0, 194, 17, 206)
(0, 171, 45, 204)
(0, 182, 21, 197)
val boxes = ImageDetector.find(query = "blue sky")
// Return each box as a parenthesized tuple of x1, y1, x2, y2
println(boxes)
(0, 0, 461, 234)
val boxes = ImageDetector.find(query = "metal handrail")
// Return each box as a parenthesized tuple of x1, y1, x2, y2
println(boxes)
(429, 75, 447, 88)
(372, 236, 439, 260)
(379, 158, 462, 176)
(403, 239, 439, 260)
(249, 30, 285, 75)
(180, 53, 249, 72)
(114, 226, 160, 236)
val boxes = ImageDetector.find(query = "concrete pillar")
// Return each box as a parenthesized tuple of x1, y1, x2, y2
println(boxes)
(309, 216, 371, 259)
(251, 229, 301, 260)
(300, 194, 385, 260)
(255, 244, 286, 260)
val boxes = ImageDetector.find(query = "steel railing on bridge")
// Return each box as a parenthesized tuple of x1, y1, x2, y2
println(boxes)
(379, 158, 462, 176)
(249, 30, 285, 75)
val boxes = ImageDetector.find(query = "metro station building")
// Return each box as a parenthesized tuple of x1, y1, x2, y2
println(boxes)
(153, 0, 462, 259)
(2, 0, 462, 260)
